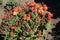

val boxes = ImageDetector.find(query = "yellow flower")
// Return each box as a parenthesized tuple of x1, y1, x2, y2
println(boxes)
(13, 12, 18, 15)
(37, 9, 44, 14)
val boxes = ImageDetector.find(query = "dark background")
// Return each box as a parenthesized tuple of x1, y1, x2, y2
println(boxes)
(35, 0, 60, 40)
(35, 0, 60, 18)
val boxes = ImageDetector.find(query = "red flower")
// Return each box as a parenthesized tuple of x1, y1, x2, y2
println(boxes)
(47, 17, 51, 22)
(10, 32, 14, 36)
(26, 1, 30, 6)
(15, 21, 19, 26)
(27, 13, 30, 17)
(35, 4, 42, 9)
(35, 38, 38, 40)
(43, 4, 48, 10)
(48, 12, 53, 17)
(37, 30, 42, 35)
(29, 7, 35, 12)
(2, 15, 7, 19)
(22, 14, 27, 20)
(4, 10, 8, 14)
(45, 17, 51, 22)
(13, 6, 19, 12)
(22, 13, 30, 20)
(10, 26, 16, 30)
(47, 12, 53, 22)
(29, 2, 36, 7)
(19, 7, 25, 12)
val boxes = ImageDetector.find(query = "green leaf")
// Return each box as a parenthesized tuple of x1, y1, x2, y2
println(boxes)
(45, 22, 51, 30)
(33, 11, 38, 17)
(0, 0, 3, 5)
(4, 29, 9, 40)
(6, 6, 12, 10)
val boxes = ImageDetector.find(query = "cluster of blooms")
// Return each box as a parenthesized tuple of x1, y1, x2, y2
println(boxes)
(0, 1, 53, 40)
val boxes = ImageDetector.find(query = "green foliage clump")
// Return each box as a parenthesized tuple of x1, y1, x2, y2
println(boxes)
(0, 1, 53, 40)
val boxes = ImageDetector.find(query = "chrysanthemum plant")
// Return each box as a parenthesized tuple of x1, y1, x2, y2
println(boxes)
(0, 1, 53, 40)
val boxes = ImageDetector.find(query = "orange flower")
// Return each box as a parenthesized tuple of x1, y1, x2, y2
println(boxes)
(47, 17, 51, 22)
(29, 7, 35, 12)
(26, 1, 30, 6)
(10, 32, 14, 36)
(4, 10, 8, 14)
(2, 15, 7, 19)
(43, 4, 48, 10)
(10, 26, 16, 30)
(15, 21, 19, 26)
(47, 12, 53, 22)
(9, 11, 13, 15)
(37, 9, 44, 14)
(28, 2, 36, 7)
(44, 12, 52, 22)
(35, 38, 38, 40)
(35, 4, 40, 9)
(13, 6, 19, 12)
(13, 12, 18, 15)
(26, 27, 31, 32)
(35, 4, 42, 9)
(48, 12, 53, 17)
(27, 13, 30, 17)
(22, 14, 30, 20)
(38, 30, 42, 35)
(45, 17, 51, 22)
(19, 7, 25, 12)
(22, 14, 27, 20)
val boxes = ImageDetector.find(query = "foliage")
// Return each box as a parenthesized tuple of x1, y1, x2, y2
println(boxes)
(4, 0, 17, 10)
(0, 0, 3, 5)
(0, 1, 53, 40)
